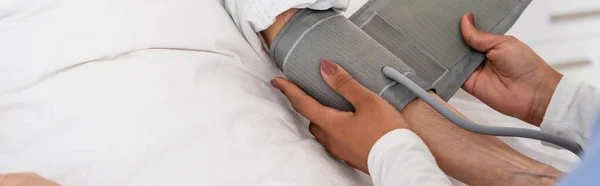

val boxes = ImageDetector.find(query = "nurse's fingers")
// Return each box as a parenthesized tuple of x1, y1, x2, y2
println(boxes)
(271, 77, 346, 128)
(310, 123, 343, 160)
(319, 59, 380, 109)
(309, 123, 327, 144)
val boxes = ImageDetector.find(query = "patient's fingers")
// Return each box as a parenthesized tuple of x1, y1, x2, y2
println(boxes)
(319, 59, 379, 109)
(461, 12, 511, 53)
(271, 77, 345, 127)
(0, 173, 59, 186)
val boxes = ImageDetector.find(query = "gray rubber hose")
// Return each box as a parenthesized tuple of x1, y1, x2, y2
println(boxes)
(382, 66, 583, 156)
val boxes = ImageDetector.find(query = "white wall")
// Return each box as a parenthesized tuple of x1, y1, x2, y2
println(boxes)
(508, 0, 600, 87)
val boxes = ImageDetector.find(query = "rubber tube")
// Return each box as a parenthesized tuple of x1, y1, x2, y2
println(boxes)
(382, 66, 583, 156)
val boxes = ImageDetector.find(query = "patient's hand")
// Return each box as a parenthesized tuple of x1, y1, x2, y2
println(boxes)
(271, 59, 410, 174)
(0, 173, 60, 186)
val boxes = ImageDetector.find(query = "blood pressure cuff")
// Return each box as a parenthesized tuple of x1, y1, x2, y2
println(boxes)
(270, 0, 531, 111)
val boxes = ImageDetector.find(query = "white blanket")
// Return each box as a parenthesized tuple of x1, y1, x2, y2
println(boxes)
(0, 0, 577, 185)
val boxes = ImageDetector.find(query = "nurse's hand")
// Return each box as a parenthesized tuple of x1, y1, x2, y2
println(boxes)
(0, 173, 60, 186)
(270, 59, 409, 174)
(460, 13, 563, 126)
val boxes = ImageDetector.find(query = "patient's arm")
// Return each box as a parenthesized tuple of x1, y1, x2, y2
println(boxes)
(263, 9, 563, 186)
(261, 8, 299, 47)
(402, 92, 563, 186)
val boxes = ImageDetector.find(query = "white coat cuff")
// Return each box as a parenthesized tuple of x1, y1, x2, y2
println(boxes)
(367, 129, 450, 186)
(540, 76, 585, 146)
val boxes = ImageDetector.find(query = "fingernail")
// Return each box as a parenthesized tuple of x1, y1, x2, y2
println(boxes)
(270, 79, 281, 90)
(321, 59, 338, 75)
(467, 12, 475, 25)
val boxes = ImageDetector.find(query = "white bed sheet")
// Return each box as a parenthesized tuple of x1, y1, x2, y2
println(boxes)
(0, 0, 577, 186)
(0, 0, 370, 185)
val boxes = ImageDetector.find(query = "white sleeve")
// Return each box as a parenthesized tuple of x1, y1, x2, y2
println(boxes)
(221, 0, 349, 61)
(222, 0, 349, 32)
(541, 76, 600, 148)
(368, 129, 452, 186)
